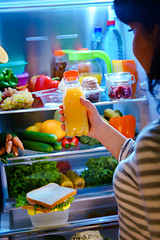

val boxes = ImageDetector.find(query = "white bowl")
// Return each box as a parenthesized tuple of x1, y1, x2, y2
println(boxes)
(29, 208, 69, 228)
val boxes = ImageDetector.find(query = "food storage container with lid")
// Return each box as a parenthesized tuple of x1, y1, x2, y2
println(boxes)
(105, 72, 135, 100)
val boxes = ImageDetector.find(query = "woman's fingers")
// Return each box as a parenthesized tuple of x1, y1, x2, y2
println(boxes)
(61, 123, 65, 131)
(60, 115, 65, 123)
(80, 97, 97, 113)
(59, 108, 64, 115)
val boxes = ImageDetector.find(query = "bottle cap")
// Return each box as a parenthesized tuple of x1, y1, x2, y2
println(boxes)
(94, 27, 102, 33)
(54, 50, 65, 56)
(107, 20, 115, 26)
(63, 70, 79, 81)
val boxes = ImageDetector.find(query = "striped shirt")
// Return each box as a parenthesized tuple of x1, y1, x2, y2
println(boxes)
(113, 120, 160, 240)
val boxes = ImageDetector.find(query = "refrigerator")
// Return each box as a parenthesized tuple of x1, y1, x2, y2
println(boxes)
(0, 0, 159, 239)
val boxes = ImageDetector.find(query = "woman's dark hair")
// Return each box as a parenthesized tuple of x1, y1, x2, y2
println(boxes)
(114, 0, 160, 98)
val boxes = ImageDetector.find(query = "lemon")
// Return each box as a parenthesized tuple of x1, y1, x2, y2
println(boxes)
(25, 125, 39, 132)
(0, 46, 9, 63)
(34, 122, 42, 131)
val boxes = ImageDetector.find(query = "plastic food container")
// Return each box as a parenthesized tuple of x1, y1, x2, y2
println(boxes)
(0, 61, 27, 75)
(29, 208, 69, 228)
(84, 87, 104, 102)
(33, 88, 63, 108)
(105, 72, 135, 100)
(17, 72, 29, 86)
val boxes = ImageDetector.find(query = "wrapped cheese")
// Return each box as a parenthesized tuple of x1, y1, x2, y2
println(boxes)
(112, 60, 138, 96)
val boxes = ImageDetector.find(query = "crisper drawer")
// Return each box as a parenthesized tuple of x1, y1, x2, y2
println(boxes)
(1, 194, 118, 240)
(1, 150, 117, 210)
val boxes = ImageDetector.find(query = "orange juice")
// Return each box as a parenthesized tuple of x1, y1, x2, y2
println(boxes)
(79, 72, 102, 85)
(62, 70, 89, 137)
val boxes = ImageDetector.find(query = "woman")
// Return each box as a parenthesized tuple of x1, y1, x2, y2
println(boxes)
(60, 0, 160, 239)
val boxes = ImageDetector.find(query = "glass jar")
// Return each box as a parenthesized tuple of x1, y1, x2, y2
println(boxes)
(51, 50, 67, 81)
(105, 72, 135, 100)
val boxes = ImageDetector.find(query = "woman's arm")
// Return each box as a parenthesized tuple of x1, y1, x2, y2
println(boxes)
(60, 97, 127, 160)
(80, 97, 127, 160)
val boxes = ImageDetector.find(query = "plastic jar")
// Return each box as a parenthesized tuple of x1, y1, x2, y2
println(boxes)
(105, 72, 135, 100)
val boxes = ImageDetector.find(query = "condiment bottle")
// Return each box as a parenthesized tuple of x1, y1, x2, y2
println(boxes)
(52, 50, 67, 80)
(62, 70, 89, 137)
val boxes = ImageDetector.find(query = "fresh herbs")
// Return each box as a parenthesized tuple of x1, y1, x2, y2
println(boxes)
(81, 156, 118, 187)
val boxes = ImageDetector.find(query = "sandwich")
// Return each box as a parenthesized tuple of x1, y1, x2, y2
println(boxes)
(16, 183, 77, 215)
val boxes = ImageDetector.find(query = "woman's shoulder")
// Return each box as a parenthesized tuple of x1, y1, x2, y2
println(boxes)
(135, 119, 160, 152)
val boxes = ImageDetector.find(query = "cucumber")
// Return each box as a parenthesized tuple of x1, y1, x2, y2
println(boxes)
(17, 131, 57, 144)
(22, 140, 53, 152)
(53, 142, 62, 151)
(104, 108, 120, 120)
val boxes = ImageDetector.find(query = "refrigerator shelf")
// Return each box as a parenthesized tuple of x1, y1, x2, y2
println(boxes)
(1, 191, 118, 239)
(1, 150, 115, 209)
(0, 95, 147, 115)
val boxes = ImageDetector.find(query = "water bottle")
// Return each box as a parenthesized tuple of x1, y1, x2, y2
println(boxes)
(102, 20, 124, 61)
(91, 27, 103, 50)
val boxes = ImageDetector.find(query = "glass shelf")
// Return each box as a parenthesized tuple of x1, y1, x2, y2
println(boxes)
(0, 0, 113, 12)
(0, 95, 147, 115)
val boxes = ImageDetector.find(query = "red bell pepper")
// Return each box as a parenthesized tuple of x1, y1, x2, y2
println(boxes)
(34, 75, 53, 91)
(56, 161, 71, 173)
(62, 137, 79, 149)
(70, 136, 79, 147)
(62, 138, 71, 149)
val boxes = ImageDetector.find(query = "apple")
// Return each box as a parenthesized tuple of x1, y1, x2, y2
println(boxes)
(28, 75, 39, 92)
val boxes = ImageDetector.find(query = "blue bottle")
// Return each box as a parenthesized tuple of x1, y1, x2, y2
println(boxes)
(102, 20, 124, 61)
(91, 27, 103, 50)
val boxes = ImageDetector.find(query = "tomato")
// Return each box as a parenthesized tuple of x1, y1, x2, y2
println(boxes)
(28, 75, 39, 92)
(51, 80, 60, 88)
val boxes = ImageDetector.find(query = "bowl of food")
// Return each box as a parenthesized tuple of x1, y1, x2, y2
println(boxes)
(32, 88, 63, 108)
(16, 183, 77, 228)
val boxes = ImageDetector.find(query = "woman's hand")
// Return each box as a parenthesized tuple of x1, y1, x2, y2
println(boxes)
(59, 105, 65, 132)
(59, 97, 127, 160)
(79, 97, 103, 139)
(59, 97, 103, 139)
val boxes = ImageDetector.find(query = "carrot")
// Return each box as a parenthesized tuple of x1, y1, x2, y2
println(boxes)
(5, 140, 12, 153)
(6, 133, 12, 143)
(12, 144, 19, 157)
(0, 146, 6, 155)
(12, 136, 24, 151)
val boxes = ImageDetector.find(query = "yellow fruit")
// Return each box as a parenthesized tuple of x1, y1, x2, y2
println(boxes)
(25, 126, 39, 132)
(34, 122, 42, 131)
(0, 46, 9, 63)
(39, 119, 65, 141)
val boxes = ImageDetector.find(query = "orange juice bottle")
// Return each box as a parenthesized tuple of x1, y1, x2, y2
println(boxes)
(62, 70, 89, 137)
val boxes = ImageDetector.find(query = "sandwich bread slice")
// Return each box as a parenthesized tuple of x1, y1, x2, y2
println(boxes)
(27, 182, 77, 209)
